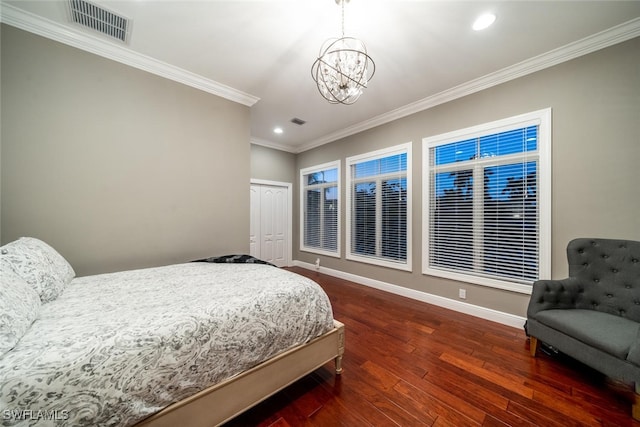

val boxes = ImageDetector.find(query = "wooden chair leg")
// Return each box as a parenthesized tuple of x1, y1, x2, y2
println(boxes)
(633, 382, 640, 421)
(529, 336, 538, 357)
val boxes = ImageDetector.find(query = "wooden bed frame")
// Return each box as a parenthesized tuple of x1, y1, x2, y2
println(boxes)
(135, 320, 345, 427)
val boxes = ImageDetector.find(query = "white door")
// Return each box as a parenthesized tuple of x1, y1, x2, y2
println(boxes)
(250, 182, 290, 267)
(249, 185, 260, 258)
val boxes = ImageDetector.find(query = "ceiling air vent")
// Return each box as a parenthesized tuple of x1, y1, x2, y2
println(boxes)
(291, 118, 307, 126)
(68, 0, 131, 43)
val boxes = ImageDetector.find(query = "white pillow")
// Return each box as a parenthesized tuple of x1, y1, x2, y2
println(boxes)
(29, 237, 76, 284)
(0, 268, 41, 356)
(0, 237, 75, 303)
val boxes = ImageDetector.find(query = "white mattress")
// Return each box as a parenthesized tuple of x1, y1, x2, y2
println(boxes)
(0, 263, 334, 426)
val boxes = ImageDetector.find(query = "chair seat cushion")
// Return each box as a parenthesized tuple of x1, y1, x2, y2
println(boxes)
(535, 309, 640, 359)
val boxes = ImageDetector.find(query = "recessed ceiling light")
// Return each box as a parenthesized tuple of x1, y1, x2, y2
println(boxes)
(273, 127, 283, 134)
(473, 13, 496, 31)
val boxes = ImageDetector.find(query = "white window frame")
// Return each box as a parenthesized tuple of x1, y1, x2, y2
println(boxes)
(346, 143, 412, 271)
(422, 109, 551, 294)
(299, 160, 341, 258)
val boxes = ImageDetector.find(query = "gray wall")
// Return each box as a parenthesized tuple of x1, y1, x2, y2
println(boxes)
(295, 37, 640, 317)
(250, 144, 296, 185)
(1, 25, 251, 276)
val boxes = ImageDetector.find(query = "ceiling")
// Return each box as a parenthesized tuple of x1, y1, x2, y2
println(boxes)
(2, 1, 640, 153)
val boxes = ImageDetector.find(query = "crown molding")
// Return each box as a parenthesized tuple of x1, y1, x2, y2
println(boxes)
(250, 137, 298, 153)
(297, 17, 640, 153)
(0, 3, 260, 107)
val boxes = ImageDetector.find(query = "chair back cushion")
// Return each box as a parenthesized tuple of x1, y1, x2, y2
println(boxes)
(568, 238, 640, 322)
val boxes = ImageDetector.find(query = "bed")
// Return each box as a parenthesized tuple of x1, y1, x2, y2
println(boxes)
(0, 237, 344, 426)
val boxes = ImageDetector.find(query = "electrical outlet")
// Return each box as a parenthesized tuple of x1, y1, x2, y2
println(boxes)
(459, 288, 466, 299)
(315, 258, 320, 270)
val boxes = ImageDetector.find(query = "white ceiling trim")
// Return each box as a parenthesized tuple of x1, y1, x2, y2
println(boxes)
(0, 3, 260, 107)
(250, 137, 298, 154)
(293, 17, 640, 154)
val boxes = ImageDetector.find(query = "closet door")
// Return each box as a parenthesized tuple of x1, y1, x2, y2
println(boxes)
(249, 184, 261, 258)
(261, 185, 287, 266)
(250, 183, 290, 267)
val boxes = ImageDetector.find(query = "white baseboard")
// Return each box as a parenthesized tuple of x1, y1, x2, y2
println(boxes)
(293, 260, 526, 330)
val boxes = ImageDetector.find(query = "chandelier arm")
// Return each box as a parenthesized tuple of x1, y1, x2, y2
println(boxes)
(312, 69, 351, 104)
(312, 50, 375, 87)
(311, 63, 341, 104)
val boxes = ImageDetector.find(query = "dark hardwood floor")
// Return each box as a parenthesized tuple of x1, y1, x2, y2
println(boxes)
(225, 267, 639, 426)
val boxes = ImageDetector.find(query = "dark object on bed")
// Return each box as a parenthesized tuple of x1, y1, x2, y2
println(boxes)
(193, 254, 275, 266)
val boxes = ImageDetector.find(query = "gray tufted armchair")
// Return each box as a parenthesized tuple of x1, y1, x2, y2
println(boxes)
(526, 237, 640, 420)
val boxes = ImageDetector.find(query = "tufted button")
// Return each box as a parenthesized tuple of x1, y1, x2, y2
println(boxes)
(578, 249, 584, 254)
(594, 278, 600, 283)
(607, 294, 613, 298)
(626, 284, 632, 289)
(583, 262, 589, 267)
(635, 301, 640, 305)
(620, 310, 626, 315)
(611, 268, 618, 273)
(602, 254, 609, 259)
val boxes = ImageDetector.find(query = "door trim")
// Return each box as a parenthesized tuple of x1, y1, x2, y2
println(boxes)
(250, 179, 293, 267)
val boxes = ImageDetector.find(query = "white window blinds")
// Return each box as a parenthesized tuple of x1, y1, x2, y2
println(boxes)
(423, 109, 551, 292)
(347, 144, 411, 271)
(301, 162, 340, 256)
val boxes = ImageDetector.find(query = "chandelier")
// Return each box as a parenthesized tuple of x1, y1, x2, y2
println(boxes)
(311, 0, 375, 105)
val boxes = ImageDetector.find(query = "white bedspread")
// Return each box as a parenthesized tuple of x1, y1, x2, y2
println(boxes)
(0, 263, 334, 426)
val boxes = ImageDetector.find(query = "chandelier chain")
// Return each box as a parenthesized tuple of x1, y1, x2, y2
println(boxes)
(341, 0, 345, 37)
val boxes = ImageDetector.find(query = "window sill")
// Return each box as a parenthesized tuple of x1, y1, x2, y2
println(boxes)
(422, 266, 533, 294)
(347, 253, 412, 272)
(300, 247, 341, 258)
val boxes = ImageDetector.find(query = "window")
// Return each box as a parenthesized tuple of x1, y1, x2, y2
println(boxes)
(346, 143, 412, 271)
(300, 161, 340, 257)
(422, 109, 551, 293)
